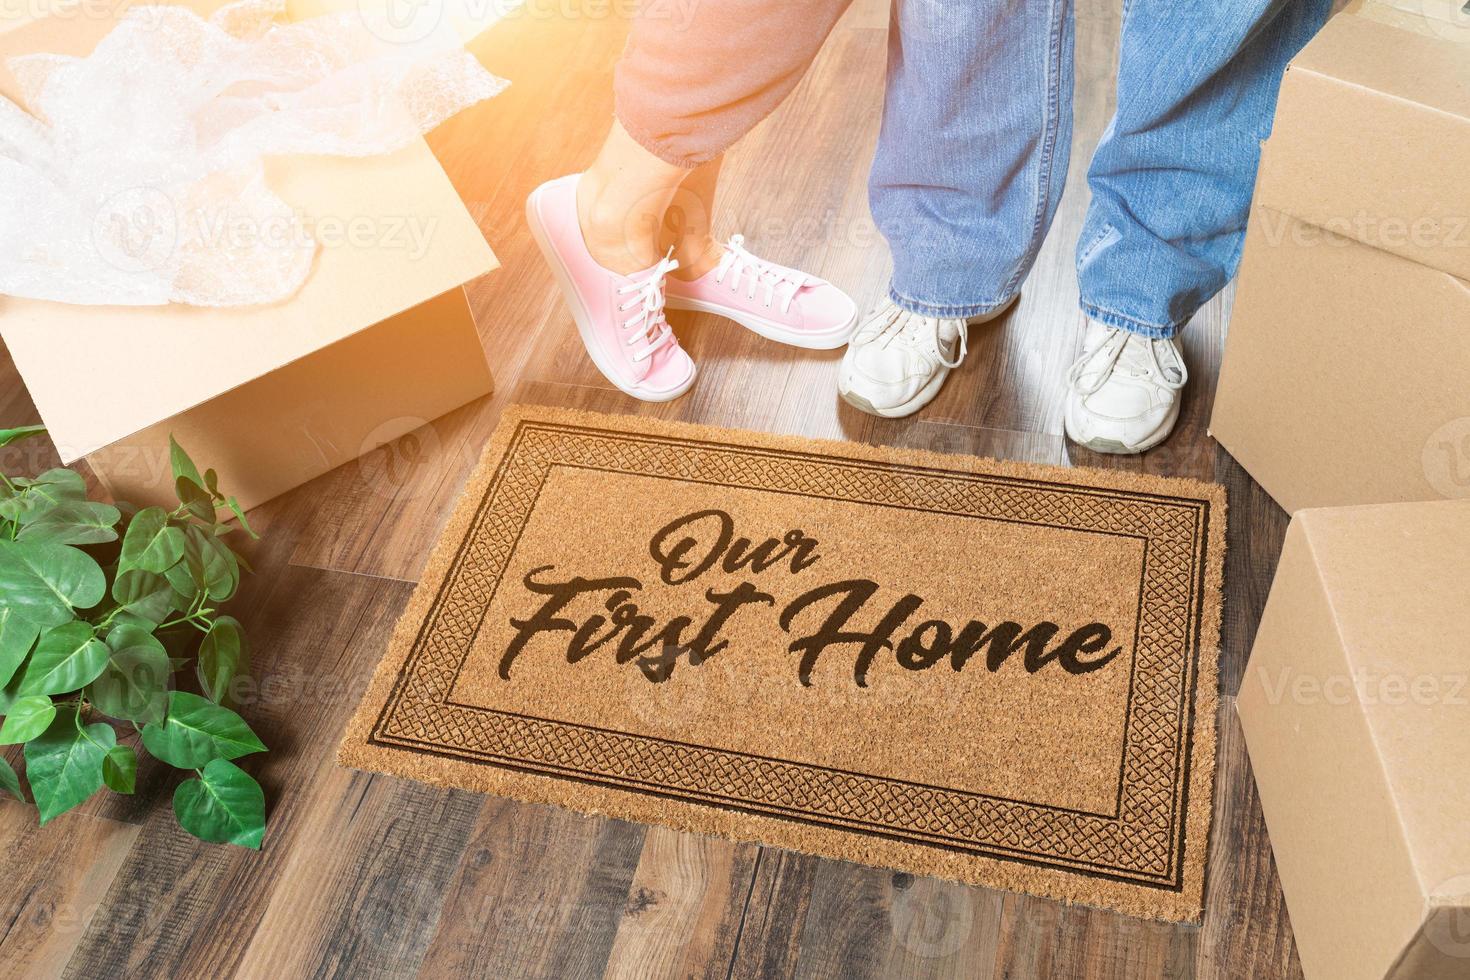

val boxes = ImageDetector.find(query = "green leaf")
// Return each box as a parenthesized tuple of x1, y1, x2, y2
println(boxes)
(0, 469, 83, 525)
(175, 477, 216, 524)
(198, 616, 244, 704)
(110, 569, 177, 628)
(0, 673, 22, 715)
(0, 540, 107, 627)
(140, 691, 265, 769)
(102, 745, 137, 794)
(16, 501, 121, 546)
(89, 626, 170, 724)
(224, 497, 258, 540)
(119, 507, 186, 574)
(12, 468, 85, 495)
(0, 694, 56, 744)
(194, 528, 239, 605)
(0, 754, 23, 801)
(169, 438, 205, 490)
(0, 609, 39, 689)
(173, 758, 264, 849)
(23, 706, 114, 823)
(163, 532, 206, 602)
(0, 424, 46, 448)
(11, 469, 88, 517)
(17, 622, 109, 697)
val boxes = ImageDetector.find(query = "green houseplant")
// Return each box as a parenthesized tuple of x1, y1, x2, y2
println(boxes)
(0, 425, 268, 847)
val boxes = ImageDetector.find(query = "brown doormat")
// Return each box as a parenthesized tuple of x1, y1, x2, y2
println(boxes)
(340, 406, 1225, 922)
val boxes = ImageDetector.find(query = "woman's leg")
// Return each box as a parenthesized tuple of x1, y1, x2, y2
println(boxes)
(575, 120, 697, 276)
(528, 0, 860, 403)
(579, 0, 852, 275)
(661, 157, 725, 281)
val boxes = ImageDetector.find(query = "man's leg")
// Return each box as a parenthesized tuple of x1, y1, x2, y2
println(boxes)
(1075, 0, 1334, 336)
(1063, 0, 1332, 454)
(841, 0, 1075, 418)
(869, 0, 1075, 318)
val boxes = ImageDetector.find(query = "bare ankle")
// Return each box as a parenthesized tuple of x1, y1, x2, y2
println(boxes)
(670, 236, 725, 281)
(576, 175, 661, 275)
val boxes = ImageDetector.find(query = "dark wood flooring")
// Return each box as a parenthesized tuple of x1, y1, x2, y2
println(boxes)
(0, 2, 1303, 976)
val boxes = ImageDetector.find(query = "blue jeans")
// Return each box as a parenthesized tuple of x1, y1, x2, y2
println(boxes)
(869, 0, 1333, 337)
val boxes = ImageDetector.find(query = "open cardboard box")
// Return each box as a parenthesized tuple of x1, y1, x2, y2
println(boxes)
(1237, 499, 1470, 980)
(1210, 6, 1470, 513)
(0, 0, 502, 511)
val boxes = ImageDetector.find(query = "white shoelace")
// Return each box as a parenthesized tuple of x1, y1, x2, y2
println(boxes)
(711, 234, 811, 314)
(615, 252, 679, 363)
(1065, 326, 1188, 396)
(866, 307, 969, 370)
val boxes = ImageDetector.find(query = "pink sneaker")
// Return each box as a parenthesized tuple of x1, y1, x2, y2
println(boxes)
(664, 235, 858, 350)
(526, 175, 696, 402)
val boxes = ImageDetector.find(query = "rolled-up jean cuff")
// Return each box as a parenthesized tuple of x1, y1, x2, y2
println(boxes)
(1079, 302, 1187, 339)
(889, 286, 1016, 320)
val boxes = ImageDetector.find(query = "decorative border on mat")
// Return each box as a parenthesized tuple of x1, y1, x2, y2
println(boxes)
(368, 420, 1212, 892)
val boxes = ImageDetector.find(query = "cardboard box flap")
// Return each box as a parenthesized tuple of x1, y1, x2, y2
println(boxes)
(0, 142, 495, 463)
(1298, 501, 1470, 900)
(1256, 13, 1470, 281)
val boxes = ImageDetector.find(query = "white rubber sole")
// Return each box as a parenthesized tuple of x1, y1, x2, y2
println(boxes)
(836, 295, 1019, 419)
(837, 357, 950, 419)
(525, 184, 696, 403)
(665, 295, 857, 350)
(1063, 398, 1181, 455)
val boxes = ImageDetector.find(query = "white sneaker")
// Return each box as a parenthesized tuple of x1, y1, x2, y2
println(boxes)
(837, 297, 1016, 418)
(1063, 320, 1188, 454)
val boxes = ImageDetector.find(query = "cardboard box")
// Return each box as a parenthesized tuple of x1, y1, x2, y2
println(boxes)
(1209, 11, 1470, 513)
(1350, 0, 1470, 43)
(0, 0, 499, 511)
(1237, 500, 1470, 980)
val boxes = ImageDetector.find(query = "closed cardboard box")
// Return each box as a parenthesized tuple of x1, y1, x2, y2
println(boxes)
(1210, 11, 1470, 513)
(1237, 500, 1470, 980)
(0, 0, 499, 511)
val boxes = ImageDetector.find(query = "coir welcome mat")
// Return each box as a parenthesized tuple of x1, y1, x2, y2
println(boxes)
(340, 406, 1225, 922)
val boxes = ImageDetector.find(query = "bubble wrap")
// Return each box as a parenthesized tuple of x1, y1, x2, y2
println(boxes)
(0, 0, 508, 307)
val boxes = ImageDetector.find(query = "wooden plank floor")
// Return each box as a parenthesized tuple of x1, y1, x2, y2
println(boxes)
(0, 2, 1304, 976)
